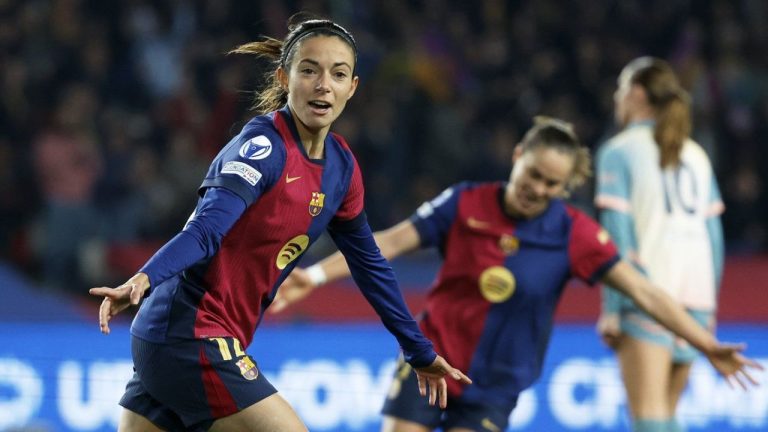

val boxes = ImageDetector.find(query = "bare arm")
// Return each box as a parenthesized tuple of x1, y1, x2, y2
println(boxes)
(271, 219, 421, 311)
(324, 219, 421, 281)
(602, 260, 762, 388)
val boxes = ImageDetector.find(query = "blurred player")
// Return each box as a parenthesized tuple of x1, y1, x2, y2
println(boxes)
(89, 15, 469, 432)
(273, 116, 761, 432)
(595, 56, 727, 432)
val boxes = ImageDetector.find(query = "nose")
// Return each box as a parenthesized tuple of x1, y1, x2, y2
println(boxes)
(315, 72, 331, 92)
(530, 179, 548, 197)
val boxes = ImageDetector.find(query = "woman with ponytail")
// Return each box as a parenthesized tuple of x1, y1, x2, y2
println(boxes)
(595, 57, 727, 432)
(89, 14, 469, 432)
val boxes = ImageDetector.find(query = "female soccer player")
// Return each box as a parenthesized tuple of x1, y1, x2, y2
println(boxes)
(89, 16, 469, 432)
(595, 56, 727, 432)
(273, 116, 761, 432)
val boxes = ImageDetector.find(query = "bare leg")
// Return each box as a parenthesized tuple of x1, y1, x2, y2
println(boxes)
(616, 335, 674, 420)
(666, 362, 692, 431)
(209, 393, 307, 432)
(118, 408, 165, 432)
(667, 362, 691, 412)
(381, 415, 432, 432)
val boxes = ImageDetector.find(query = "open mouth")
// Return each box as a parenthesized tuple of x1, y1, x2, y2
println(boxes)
(308, 100, 332, 111)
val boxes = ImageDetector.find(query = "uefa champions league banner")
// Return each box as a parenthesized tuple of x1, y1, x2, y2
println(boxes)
(0, 323, 766, 432)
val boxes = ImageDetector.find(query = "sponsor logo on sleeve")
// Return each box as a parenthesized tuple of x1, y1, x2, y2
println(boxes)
(222, 161, 262, 186)
(239, 135, 273, 160)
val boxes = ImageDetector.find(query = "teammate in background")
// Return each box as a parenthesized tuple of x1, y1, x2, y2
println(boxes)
(272, 116, 761, 432)
(595, 56, 727, 432)
(89, 16, 469, 432)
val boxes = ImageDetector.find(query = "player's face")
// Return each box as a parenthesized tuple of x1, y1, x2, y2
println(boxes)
(281, 35, 358, 136)
(507, 146, 573, 219)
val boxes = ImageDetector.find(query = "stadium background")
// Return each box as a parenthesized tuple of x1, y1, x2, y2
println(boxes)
(1, 0, 766, 430)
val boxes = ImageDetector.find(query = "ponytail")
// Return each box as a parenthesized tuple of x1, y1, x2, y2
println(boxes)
(625, 56, 692, 168)
(229, 15, 358, 115)
(229, 37, 286, 114)
(653, 92, 691, 168)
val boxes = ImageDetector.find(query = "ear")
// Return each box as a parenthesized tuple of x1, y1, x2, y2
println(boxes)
(629, 83, 648, 106)
(347, 76, 360, 100)
(512, 145, 524, 163)
(276, 67, 289, 91)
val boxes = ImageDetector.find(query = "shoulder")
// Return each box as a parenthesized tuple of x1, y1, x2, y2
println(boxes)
(231, 115, 287, 161)
(681, 139, 713, 166)
(563, 204, 610, 241)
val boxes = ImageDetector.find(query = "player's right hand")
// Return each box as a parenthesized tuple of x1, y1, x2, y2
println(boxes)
(596, 312, 621, 349)
(271, 267, 317, 313)
(89, 273, 149, 335)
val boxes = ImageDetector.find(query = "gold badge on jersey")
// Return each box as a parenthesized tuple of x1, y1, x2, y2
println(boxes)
(478, 266, 516, 303)
(498, 234, 519, 255)
(236, 356, 259, 380)
(309, 191, 325, 216)
(276, 234, 310, 269)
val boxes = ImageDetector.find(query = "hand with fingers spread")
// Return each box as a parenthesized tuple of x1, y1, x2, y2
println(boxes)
(704, 343, 764, 390)
(413, 355, 472, 409)
(271, 267, 316, 313)
(89, 272, 150, 335)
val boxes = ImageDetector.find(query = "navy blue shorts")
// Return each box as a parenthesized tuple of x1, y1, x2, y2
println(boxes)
(382, 357, 515, 432)
(120, 336, 277, 431)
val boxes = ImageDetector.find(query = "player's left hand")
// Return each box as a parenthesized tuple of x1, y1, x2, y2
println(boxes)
(413, 355, 472, 408)
(705, 342, 764, 390)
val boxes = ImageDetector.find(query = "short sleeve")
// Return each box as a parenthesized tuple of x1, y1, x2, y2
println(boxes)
(595, 144, 631, 213)
(410, 184, 462, 248)
(707, 174, 725, 217)
(568, 210, 620, 284)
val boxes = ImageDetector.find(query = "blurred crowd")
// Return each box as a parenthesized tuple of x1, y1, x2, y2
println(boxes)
(0, 0, 766, 294)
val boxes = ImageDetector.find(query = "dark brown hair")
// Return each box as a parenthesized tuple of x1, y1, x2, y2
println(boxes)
(229, 15, 357, 114)
(625, 57, 691, 167)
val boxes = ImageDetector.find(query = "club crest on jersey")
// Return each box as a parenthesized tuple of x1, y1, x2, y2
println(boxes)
(276, 234, 310, 269)
(309, 192, 325, 216)
(478, 266, 516, 303)
(239, 135, 273, 160)
(498, 234, 519, 255)
(236, 356, 259, 380)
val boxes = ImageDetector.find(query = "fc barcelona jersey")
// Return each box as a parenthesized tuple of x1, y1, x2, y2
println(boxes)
(411, 182, 619, 405)
(131, 107, 402, 351)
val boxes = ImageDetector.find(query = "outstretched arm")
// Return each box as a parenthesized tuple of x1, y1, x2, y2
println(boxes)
(89, 187, 247, 334)
(602, 260, 763, 388)
(271, 219, 421, 311)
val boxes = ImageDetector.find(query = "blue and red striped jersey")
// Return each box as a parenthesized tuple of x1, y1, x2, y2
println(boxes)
(131, 107, 435, 365)
(411, 181, 619, 406)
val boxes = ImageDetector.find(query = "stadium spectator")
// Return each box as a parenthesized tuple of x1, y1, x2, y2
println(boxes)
(272, 116, 761, 432)
(88, 16, 469, 432)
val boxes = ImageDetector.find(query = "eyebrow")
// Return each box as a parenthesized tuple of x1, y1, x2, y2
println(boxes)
(298, 58, 353, 70)
(530, 167, 565, 184)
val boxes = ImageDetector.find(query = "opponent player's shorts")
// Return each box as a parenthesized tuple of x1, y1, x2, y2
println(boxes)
(620, 306, 714, 363)
(120, 335, 277, 431)
(381, 356, 515, 432)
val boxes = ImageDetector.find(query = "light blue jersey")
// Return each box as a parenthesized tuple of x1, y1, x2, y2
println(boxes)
(595, 121, 724, 312)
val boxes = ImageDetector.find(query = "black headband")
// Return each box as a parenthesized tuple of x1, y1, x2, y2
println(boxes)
(280, 20, 358, 68)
